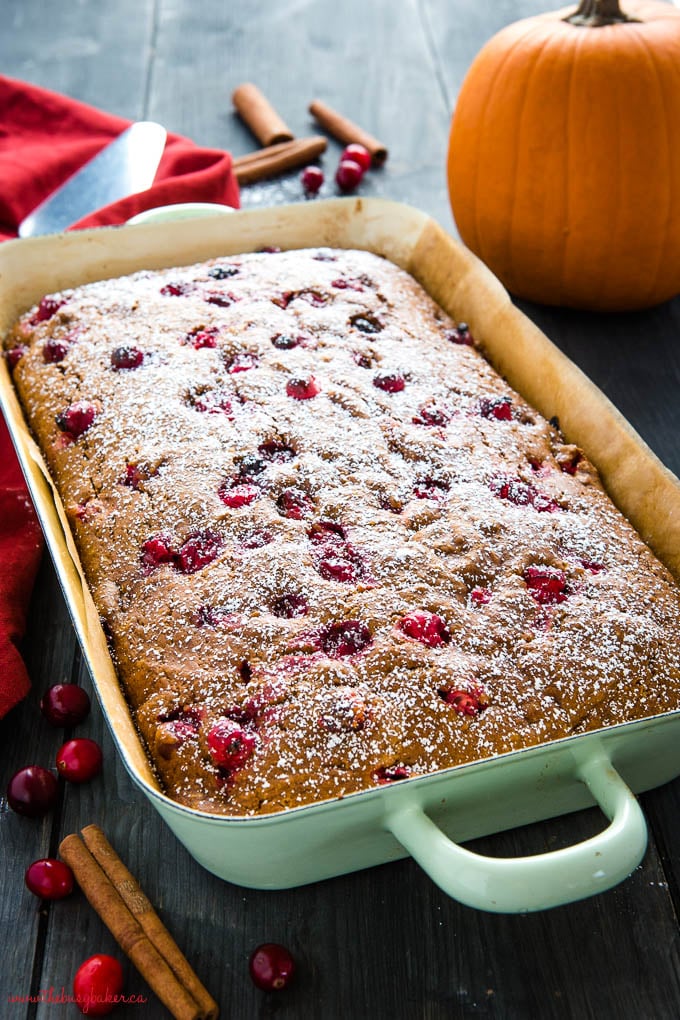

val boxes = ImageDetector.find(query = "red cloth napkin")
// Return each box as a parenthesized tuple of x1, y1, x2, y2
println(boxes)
(0, 75, 241, 716)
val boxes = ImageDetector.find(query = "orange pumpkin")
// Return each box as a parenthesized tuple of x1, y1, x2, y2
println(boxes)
(447, 0, 680, 311)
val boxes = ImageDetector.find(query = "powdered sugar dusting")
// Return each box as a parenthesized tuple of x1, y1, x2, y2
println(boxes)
(6, 247, 680, 816)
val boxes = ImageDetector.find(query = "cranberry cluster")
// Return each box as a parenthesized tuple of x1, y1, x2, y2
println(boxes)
(300, 142, 373, 197)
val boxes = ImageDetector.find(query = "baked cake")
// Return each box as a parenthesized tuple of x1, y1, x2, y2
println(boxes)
(5, 247, 680, 815)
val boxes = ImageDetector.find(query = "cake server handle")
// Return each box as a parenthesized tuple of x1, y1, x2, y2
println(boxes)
(386, 756, 647, 913)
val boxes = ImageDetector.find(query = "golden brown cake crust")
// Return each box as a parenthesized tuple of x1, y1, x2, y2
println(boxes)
(5, 247, 680, 815)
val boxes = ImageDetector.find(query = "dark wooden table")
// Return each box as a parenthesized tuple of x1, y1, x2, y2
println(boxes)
(2, 2, 680, 1017)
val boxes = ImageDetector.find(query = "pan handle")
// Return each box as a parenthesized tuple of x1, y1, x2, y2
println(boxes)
(386, 756, 647, 913)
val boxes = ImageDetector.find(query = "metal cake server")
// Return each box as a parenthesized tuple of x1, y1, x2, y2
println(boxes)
(18, 121, 167, 238)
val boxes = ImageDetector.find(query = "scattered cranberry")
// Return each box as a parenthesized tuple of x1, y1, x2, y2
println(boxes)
(340, 143, 371, 171)
(6, 345, 27, 369)
(523, 565, 568, 605)
(489, 475, 560, 513)
(271, 333, 300, 350)
(277, 488, 313, 519)
(272, 593, 309, 618)
(141, 533, 176, 570)
(558, 450, 582, 475)
(25, 858, 74, 900)
(336, 158, 364, 192)
(238, 454, 265, 477)
(226, 351, 259, 373)
(308, 520, 346, 544)
(318, 557, 357, 582)
(350, 313, 382, 334)
(31, 296, 66, 324)
(208, 264, 239, 279)
(73, 954, 124, 1017)
(470, 587, 492, 606)
(301, 165, 324, 194)
(175, 530, 222, 573)
(286, 376, 320, 400)
(43, 337, 70, 363)
(160, 281, 192, 297)
(7, 766, 58, 817)
(374, 765, 410, 784)
(56, 738, 103, 783)
(446, 322, 474, 345)
(40, 684, 91, 727)
(259, 439, 296, 462)
(207, 720, 256, 771)
(320, 620, 372, 657)
(205, 291, 237, 308)
(412, 402, 451, 426)
(479, 397, 513, 421)
(373, 372, 405, 393)
(413, 476, 449, 500)
(218, 481, 260, 508)
(240, 528, 274, 549)
(439, 687, 486, 716)
(55, 401, 97, 439)
(184, 326, 219, 349)
(110, 345, 144, 370)
(249, 943, 295, 992)
(398, 610, 450, 647)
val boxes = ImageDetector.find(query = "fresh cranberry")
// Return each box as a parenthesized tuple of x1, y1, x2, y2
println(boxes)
(350, 313, 382, 334)
(121, 462, 154, 489)
(320, 620, 372, 657)
(6, 345, 27, 369)
(238, 454, 266, 478)
(412, 402, 451, 426)
(207, 720, 256, 770)
(340, 143, 371, 171)
(226, 351, 259, 373)
(25, 858, 74, 900)
(31, 296, 66, 324)
(301, 165, 324, 194)
(398, 610, 450, 647)
(373, 372, 405, 393)
(249, 943, 295, 992)
(446, 322, 474, 345)
(331, 276, 366, 292)
(271, 333, 300, 350)
(56, 738, 103, 783)
(184, 326, 219, 349)
(374, 765, 410, 783)
(272, 593, 309, 618)
(55, 401, 97, 439)
(192, 390, 235, 416)
(7, 766, 58, 817)
(523, 565, 568, 604)
(110, 345, 144, 370)
(141, 533, 176, 571)
(580, 558, 605, 573)
(40, 684, 91, 727)
(439, 687, 486, 716)
(470, 587, 492, 606)
(42, 337, 70, 363)
(259, 439, 296, 462)
(286, 376, 320, 400)
(335, 158, 364, 192)
(277, 488, 313, 519)
(175, 530, 222, 573)
(413, 476, 449, 500)
(218, 480, 260, 508)
(479, 397, 513, 421)
(73, 954, 124, 1017)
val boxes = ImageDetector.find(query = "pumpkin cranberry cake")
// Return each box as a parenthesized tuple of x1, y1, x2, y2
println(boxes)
(5, 247, 680, 815)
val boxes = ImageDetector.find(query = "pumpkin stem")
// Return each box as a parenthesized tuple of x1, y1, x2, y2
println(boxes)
(565, 0, 639, 26)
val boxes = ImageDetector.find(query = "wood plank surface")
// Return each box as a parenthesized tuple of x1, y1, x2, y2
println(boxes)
(2, 1, 680, 1018)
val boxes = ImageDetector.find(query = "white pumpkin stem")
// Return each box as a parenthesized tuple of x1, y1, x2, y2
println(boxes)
(565, 0, 639, 26)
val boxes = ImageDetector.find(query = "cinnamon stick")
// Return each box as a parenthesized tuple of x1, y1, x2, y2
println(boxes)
(81, 825, 218, 1020)
(59, 831, 217, 1020)
(309, 99, 388, 164)
(232, 83, 294, 146)
(233, 135, 327, 185)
